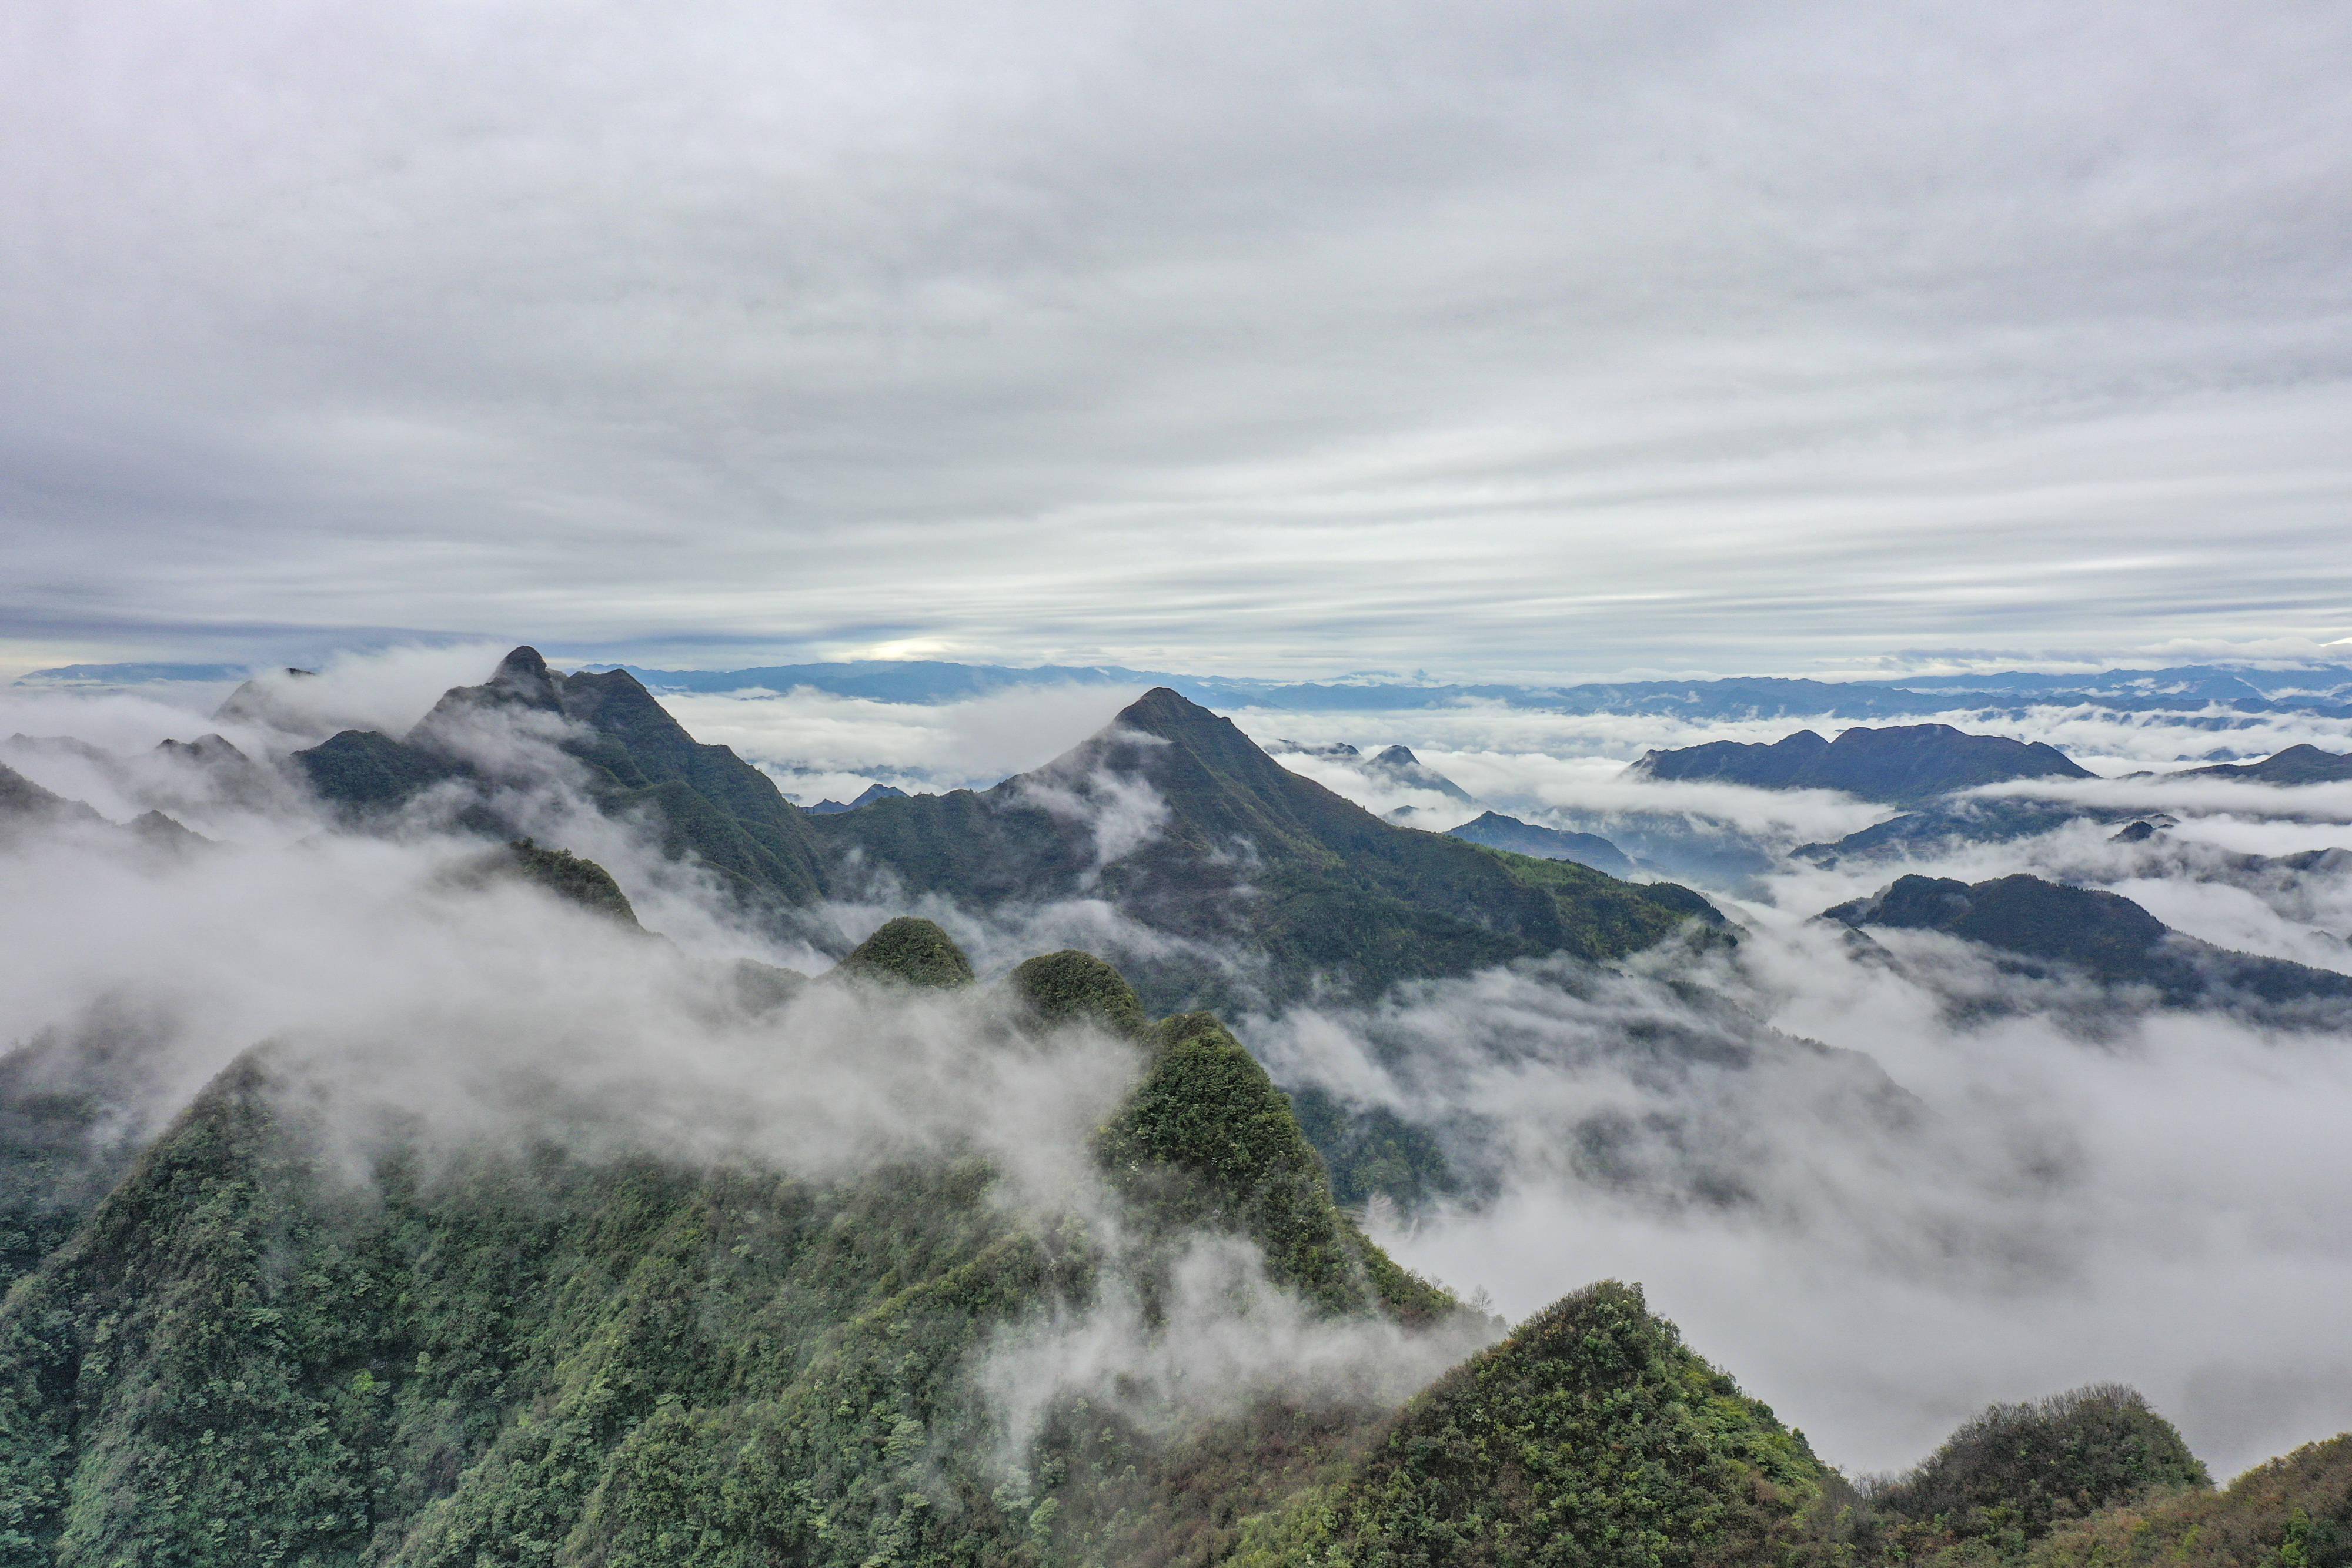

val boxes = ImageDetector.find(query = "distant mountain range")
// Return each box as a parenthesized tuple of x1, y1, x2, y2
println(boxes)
(1262, 739, 1475, 803)
(1444, 811, 1635, 875)
(806, 781, 910, 813)
(1631, 724, 2093, 804)
(2173, 744, 2352, 784)
(287, 648, 1719, 1012)
(24, 656, 2352, 723)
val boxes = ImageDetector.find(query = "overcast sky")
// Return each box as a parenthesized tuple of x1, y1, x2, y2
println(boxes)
(5, 1, 2349, 680)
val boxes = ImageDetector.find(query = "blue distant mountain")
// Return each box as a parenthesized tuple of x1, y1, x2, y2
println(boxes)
(22, 656, 2352, 723)
(806, 782, 911, 813)
(1629, 724, 2093, 804)
(2175, 744, 2352, 784)
(12, 662, 250, 687)
(569, 660, 2352, 721)
(1445, 812, 1633, 876)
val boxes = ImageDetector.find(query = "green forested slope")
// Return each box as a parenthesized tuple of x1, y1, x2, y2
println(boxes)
(1820, 1385, 2213, 1566)
(2, 915, 2327, 1567)
(2028, 1434, 2352, 1567)
(1230, 1281, 1830, 1568)
(0, 927, 1468, 1567)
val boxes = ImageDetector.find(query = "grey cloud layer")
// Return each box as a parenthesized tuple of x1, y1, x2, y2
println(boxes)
(6, 2, 2351, 673)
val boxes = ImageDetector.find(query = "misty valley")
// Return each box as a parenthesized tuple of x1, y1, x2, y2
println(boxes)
(4, 649, 2351, 1567)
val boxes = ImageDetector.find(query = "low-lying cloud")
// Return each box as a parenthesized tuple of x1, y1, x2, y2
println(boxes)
(1250, 910, 2352, 1479)
(12, 653, 2352, 1489)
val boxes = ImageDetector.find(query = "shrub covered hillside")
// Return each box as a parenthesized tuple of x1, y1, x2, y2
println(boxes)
(2029, 1435, 2352, 1567)
(6, 904, 2320, 1567)
(0, 919, 1830, 1568)
(1230, 1282, 1831, 1568)
(1816, 1385, 2213, 1566)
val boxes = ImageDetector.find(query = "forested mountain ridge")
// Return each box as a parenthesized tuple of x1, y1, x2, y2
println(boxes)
(288, 648, 1721, 1010)
(9, 901, 2324, 1568)
(0, 922, 1856, 1568)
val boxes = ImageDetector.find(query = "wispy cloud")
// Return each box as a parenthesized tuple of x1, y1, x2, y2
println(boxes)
(6, 4, 2351, 673)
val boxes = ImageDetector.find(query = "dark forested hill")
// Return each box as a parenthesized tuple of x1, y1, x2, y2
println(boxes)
(1826, 872, 2352, 1017)
(799, 685, 1718, 1006)
(1631, 724, 2092, 803)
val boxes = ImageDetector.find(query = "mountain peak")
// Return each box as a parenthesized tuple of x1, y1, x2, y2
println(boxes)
(488, 645, 557, 703)
(1111, 685, 1220, 737)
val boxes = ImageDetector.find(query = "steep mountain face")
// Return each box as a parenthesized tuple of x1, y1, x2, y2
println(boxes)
(2177, 744, 2352, 784)
(296, 647, 830, 904)
(1446, 811, 1634, 875)
(0, 763, 105, 833)
(1632, 724, 2093, 804)
(287, 653, 1719, 1011)
(0, 760, 201, 851)
(807, 687, 1719, 1007)
(1826, 873, 2352, 1015)
(0, 1027, 156, 1301)
(488, 839, 642, 925)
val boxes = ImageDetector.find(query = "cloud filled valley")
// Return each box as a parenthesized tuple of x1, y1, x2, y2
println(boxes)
(5, 646, 2352, 1564)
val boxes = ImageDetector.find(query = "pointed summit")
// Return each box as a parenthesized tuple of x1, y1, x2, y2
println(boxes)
(1101, 687, 1277, 776)
(487, 645, 557, 704)
(1364, 743, 1475, 803)
(1111, 686, 1217, 735)
(1084, 686, 1327, 825)
(292, 643, 828, 903)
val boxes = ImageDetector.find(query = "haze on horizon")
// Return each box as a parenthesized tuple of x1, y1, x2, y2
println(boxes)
(5, 1, 2350, 678)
